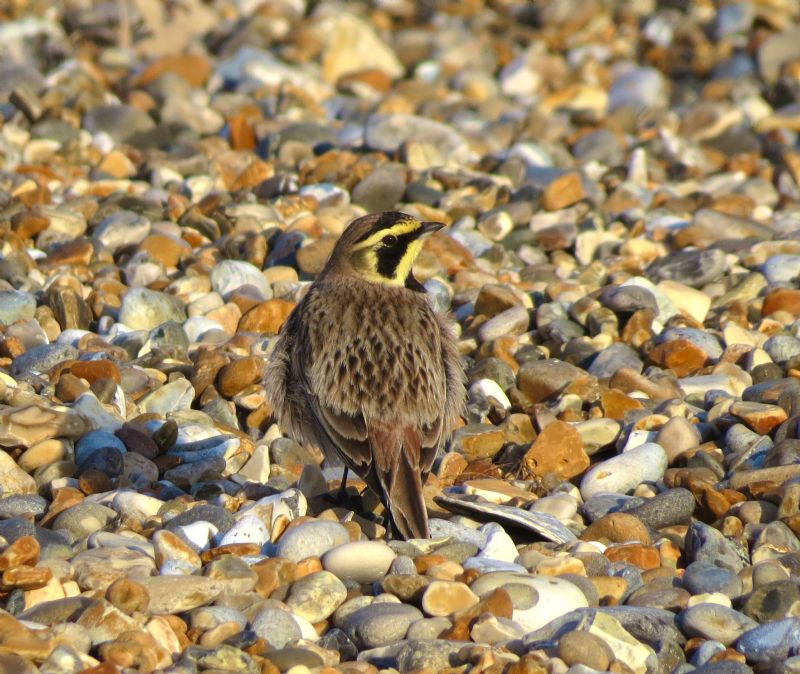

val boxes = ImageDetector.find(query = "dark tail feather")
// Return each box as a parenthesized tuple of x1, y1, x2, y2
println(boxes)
(370, 424, 429, 540)
(385, 447, 429, 539)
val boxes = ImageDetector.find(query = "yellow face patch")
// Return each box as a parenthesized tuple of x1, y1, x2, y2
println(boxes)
(348, 218, 428, 286)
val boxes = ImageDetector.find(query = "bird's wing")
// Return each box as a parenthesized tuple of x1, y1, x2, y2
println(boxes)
(369, 421, 429, 540)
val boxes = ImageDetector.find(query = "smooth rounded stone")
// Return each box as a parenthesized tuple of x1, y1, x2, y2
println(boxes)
(763, 255, 800, 285)
(621, 488, 695, 529)
(110, 491, 163, 521)
(218, 515, 270, 548)
(685, 521, 749, 573)
(365, 113, 472, 163)
(609, 66, 667, 112)
(407, 616, 453, 641)
(658, 328, 723, 361)
(137, 576, 223, 613)
(396, 639, 471, 672)
(78, 446, 123, 477)
(477, 305, 529, 342)
(557, 629, 615, 670)
(188, 606, 247, 631)
(118, 288, 187, 330)
(655, 417, 701, 463)
(52, 502, 118, 539)
(737, 617, 800, 664)
(75, 430, 127, 465)
(275, 520, 350, 563)
(10, 343, 78, 376)
(166, 503, 234, 533)
(587, 342, 643, 378)
(93, 211, 151, 251)
(683, 561, 743, 599)
(0, 290, 36, 326)
(322, 541, 396, 584)
(204, 554, 257, 594)
(582, 493, 643, 522)
(0, 494, 47, 518)
(0, 449, 36, 496)
(469, 572, 588, 632)
(72, 547, 156, 591)
(351, 164, 406, 213)
(0, 517, 36, 543)
(599, 285, 658, 314)
(742, 580, 800, 623)
(83, 104, 155, 142)
(764, 335, 800, 365)
(88, 531, 154, 557)
(210, 260, 271, 301)
(285, 570, 347, 623)
(647, 249, 727, 288)
(343, 601, 423, 648)
(467, 357, 516, 392)
(421, 580, 480, 617)
(139, 378, 196, 415)
(679, 604, 758, 646)
(580, 443, 668, 500)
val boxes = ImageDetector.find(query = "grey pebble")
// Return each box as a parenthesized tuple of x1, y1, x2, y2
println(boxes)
(682, 560, 743, 598)
(274, 520, 350, 562)
(343, 601, 423, 648)
(679, 604, 757, 645)
(0, 290, 36, 327)
(587, 342, 643, 378)
(621, 488, 695, 529)
(11, 343, 78, 376)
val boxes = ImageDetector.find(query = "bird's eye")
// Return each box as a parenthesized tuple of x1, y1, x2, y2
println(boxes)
(382, 234, 398, 246)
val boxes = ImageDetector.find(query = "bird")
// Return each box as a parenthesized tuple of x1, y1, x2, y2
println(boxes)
(264, 211, 465, 539)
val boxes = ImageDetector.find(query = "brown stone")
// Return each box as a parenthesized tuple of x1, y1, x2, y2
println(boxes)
(421, 580, 479, 617)
(68, 359, 121, 384)
(0, 536, 39, 570)
(79, 469, 113, 495)
(381, 574, 430, 602)
(1, 566, 52, 590)
(439, 588, 513, 641)
(230, 160, 274, 191)
(252, 558, 297, 598)
(604, 544, 661, 570)
(11, 211, 49, 239)
(106, 578, 150, 615)
(137, 54, 212, 87)
(229, 113, 257, 151)
(238, 299, 296, 334)
(191, 350, 228, 397)
(474, 284, 522, 318)
(216, 355, 264, 397)
(600, 388, 644, 420)
(541, 173, 585, 211)
(648, 339, 708, 377)
(43, 239, 94, 267)
(523, 420, 589, 480)
(139, 233, 189, 268)
(580, 513, 651, 545)
(729, 401, 788, 434)
(762, 288, 800, 317)
(41, 487, 84, 527)
(589, 576, 629, 605)
(0, 611, 55, 660)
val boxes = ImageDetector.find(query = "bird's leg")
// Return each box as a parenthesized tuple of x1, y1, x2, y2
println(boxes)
(337, 466, 349, 502)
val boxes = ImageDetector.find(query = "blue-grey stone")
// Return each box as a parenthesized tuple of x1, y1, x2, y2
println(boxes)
(685, 521, 749, 572)
(763, 255, 800, 285)
(659, 327, 723, 360)
(75, 430, 127, 465)
(764, 335, 800, 364)
(679, 604, 757, 645)
(587, 342, 643, 378)
(737, 618, 800, 664)
(682, 560, 743, 598)
(0, 494, 47, 519)
(11, 343, 78, 375)
(0, 290, 36, 326)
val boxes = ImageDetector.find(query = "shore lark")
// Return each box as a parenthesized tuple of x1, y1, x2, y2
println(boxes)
(264, 211, 465, 539)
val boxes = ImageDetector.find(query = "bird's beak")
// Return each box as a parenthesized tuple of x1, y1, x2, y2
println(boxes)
(419, 221, 445, 237)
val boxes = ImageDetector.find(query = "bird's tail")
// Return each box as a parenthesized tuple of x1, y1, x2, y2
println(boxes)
(370, 424, 429, 540)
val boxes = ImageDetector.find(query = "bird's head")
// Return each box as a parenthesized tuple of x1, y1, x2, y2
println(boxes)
(325, 211, 444, 288)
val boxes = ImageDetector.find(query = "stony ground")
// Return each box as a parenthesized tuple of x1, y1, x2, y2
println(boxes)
(2, 0, 800, 673)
